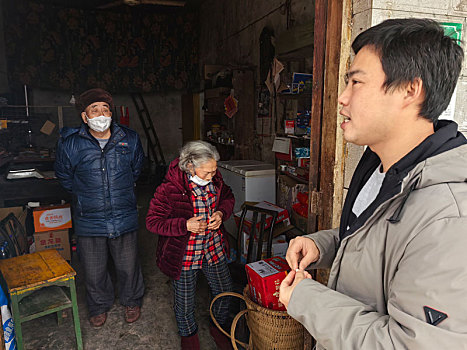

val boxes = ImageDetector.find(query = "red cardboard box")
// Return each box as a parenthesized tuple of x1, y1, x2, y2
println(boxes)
(33, 204, 72, 232)
(285, 120, 295, 135)
(235, 202, 291, 263)
(234, 201, 290, 235)
(241, 233, 289, 262)
(245, 256, 290, 310)
(297, 157, 310, 168)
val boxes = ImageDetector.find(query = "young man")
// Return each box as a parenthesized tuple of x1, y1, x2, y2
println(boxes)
(279, 18, 467, 348)
(55, 88, 145, 327)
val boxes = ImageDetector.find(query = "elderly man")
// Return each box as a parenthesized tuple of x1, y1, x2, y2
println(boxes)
(280, 18, 467, 349)
(55, 88, 145, 327)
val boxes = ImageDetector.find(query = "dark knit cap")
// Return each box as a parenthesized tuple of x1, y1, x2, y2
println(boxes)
(76, 88, 114, 113)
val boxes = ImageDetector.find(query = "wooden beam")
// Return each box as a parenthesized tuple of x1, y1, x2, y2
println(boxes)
(318, 0, 344, 231)
(332, 0, 353, 229)
(308, 0, 327, 233)
(138, 0, 186, 6)
(233, 69, 255, 160)
(304, 2, 351, 348)
(98, 0, 185, 9)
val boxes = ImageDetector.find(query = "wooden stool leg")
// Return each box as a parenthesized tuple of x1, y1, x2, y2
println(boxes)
(69, 279, 83, 350)
(10, 293, 23, 350)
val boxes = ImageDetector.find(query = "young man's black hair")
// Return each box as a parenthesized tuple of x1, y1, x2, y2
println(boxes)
(352, 18, 464, 122)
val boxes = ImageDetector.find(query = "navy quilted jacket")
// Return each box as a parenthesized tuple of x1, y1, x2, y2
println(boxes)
(54, 122, 144, 238)
(146, 158, 235, 280)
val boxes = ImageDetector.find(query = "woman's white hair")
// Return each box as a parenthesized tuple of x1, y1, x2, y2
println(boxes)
(178, 140, 220, 172)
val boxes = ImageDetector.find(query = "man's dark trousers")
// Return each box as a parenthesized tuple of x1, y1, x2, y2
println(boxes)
(77, 230, 144, 317)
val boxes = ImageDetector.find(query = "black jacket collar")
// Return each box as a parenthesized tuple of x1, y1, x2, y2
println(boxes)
(339, 120, 466, 242)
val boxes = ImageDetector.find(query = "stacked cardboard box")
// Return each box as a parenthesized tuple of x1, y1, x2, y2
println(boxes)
(234, 201, 291, 262)
(234, 201, 290, 235)
(33, 204, 71, 260)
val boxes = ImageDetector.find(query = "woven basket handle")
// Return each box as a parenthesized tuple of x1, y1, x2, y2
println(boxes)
(210, 291, 250, 349)
(231, 309, 249, 350)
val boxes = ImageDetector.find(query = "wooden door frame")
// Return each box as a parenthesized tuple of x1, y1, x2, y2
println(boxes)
(308, 0, 352, 234)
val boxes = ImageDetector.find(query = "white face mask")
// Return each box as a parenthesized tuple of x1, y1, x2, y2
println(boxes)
(191, 174, 211, 187)
(86, 115, 112, 133)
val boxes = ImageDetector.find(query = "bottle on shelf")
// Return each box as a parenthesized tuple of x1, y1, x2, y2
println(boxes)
(0, 242, 10, 259)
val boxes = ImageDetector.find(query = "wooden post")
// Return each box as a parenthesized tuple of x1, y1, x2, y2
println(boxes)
(233, 69, 255, 160)
(304, 0, 350, 347)
(319, 0, 344, 231)
(308, 0, 328, 234)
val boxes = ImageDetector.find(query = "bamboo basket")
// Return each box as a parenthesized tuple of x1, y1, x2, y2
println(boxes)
(210, 286, 304, 350)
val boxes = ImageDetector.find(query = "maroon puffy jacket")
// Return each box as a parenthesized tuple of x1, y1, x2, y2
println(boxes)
(146, 158, 235, 280)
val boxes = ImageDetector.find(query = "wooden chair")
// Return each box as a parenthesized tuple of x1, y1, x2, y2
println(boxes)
(229, 204, 278, 289)
(0, 213, 29, 257)
(224, 205, 280, 345)
(0, 249, 82, 350)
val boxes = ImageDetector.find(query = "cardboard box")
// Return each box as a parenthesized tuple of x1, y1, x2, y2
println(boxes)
(277, 174, 308, 217)
(285, 120, 295, 135)
(242, 232, 289, 261)
(33, 204, 72, 232)
(271, 235, 288, 259)
(272, 136, 292, 161)
(245, 257, 290, 310)
(292, 209, 307, 233)
(40, 120, 56, 135)
(235, 202, 291, 262)
(0, 207, 27, 228)
(34, 229, 71, 260)
(297, 157, 310, 168)
(234, 201, 290, 235)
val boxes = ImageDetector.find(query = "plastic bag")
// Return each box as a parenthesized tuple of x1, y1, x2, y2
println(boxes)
(0, 285, 16, 350)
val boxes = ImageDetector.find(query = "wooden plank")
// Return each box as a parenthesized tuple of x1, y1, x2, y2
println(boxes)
(18, 285, 71, 320)
(193, 93, 201, 140)
(233, 69, 256, 160)
(331, 0, 352, 230)
(318, 0, 344, 232)
(41, 249, 75, 278)
(308, 0, 328, 233)
(181, 93, 195, 144)
(57, 106, 64, 130)
(303, 3, 329, 348)
(0, 250, 74, 293)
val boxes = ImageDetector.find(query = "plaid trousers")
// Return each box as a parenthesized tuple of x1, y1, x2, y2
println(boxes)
(173, 257, 233, 336)
(77, 230, 145, 317)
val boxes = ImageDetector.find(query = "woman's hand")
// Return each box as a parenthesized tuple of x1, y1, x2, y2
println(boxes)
(207, 211, 223, 230)
(187, 215, 207, 234)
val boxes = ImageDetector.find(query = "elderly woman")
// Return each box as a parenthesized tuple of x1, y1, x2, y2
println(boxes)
(146, 140, 235, 350)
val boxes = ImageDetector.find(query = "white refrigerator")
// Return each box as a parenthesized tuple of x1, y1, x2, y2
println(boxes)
(218, 160, 276, 213)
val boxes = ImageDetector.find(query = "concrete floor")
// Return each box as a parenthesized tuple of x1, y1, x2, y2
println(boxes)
(20, 184, 219, 350)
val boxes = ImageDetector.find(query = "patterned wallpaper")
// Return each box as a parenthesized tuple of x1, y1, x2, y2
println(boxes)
(3, 1, 199, 93)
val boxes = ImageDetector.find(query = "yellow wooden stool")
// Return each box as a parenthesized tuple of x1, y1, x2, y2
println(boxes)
(0, 249, 82, 350)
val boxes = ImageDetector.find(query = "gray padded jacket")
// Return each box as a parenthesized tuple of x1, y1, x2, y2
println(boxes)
(288, 121, 467, 349)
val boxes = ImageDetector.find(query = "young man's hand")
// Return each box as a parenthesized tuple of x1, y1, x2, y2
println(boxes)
(286, 236, 320, 270)
(279, 269, 312, 308)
